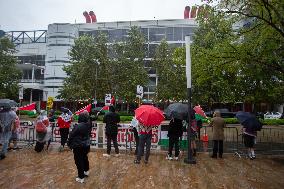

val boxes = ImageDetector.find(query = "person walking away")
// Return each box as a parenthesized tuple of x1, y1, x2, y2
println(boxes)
(68, 111, 92, 183)
(9, 107, 20, 150)
(167, 118, 183, 160)
(243, 125, 257, 160)
(35, 111, 51, 152)
(134, 124, 153, 164)
(103, 106, 120, 157)
(0, 107, 16, 160)
(57, 107, 72, 152)
(208, 111, 226, 158)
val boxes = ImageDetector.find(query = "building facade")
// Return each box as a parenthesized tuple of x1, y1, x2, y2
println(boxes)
(7, 19, 198, 102)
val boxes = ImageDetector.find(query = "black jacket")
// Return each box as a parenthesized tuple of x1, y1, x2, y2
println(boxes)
(68, 122, 91, 149)
(168, 118, 183, 138)
(103, 112, 120, 135)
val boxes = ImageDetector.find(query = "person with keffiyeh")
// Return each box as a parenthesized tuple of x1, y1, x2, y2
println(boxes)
(57, 107, 73, 152)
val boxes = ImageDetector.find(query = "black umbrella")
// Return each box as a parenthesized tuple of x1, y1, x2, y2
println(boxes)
(236, 111, 262, 131)
(164, 103, 189, 120)
(0, 99, 18, 111)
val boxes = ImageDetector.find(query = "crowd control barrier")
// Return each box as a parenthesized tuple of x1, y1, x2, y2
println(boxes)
(16, 121, 284, 155)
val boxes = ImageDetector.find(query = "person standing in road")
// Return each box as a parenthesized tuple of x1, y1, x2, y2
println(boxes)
(103, 106, 120, 157)
(208, 111, 226, 158)
(68, 111, 92, 183)
(166, 118, 183, 160)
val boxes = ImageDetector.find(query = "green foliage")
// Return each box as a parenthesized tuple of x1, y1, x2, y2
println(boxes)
(0, 37, 22, 99)
(224, 118, 239, 124)
(262, 119, 284, 126)
(117, 111, 134, 116)
(58, 33, 112, 101)
(119, 116, 134, 122)
(153, 41, 187, 102)
(113, 26, 148, 103)
(191, 1, 284, 108)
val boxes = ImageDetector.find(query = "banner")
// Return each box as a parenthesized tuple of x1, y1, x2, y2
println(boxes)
(103, 123, 160, 150)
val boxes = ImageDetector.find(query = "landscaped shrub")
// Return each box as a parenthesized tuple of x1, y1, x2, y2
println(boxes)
(261, 119, 284, 125)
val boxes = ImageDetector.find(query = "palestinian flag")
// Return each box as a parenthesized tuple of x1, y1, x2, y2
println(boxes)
(19, 102, 36, 115)
(194, 105, 208, 123)
(75, 104, 92, 115)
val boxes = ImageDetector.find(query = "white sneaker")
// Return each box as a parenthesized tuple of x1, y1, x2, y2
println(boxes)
(174, 157, 179, 160)
(166, 154, 173, 160)
(75, 177, 84, 183)
(84, 171, 89, 176)
(114, 153, 120, 157)
(103, 153, 111, 157)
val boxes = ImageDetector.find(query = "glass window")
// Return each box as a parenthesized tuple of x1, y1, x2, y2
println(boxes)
(182, 27, 194, 37)
(147, 68, 156, 74)
(173, 27, 183, 41)
(166, 27, 174, 41)
(149, 44, 158, 57)
(149, 28, 166, 42)
(148, 77, 156, 86)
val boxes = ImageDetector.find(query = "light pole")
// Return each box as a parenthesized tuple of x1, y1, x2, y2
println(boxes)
(94, 59, 100, 108)
(184, 35, 196, 164)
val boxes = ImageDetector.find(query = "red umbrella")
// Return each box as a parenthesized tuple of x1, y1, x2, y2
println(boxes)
(134, 105, 164, 126)
(193, 105, 207, 118)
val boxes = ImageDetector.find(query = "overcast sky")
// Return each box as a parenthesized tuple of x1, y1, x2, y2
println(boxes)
(0, 0, 204, 31)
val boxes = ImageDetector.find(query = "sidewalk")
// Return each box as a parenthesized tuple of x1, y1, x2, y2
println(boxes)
(0, 144, 284, 189)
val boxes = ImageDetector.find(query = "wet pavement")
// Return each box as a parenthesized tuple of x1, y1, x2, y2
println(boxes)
(0, 146, 284, 189)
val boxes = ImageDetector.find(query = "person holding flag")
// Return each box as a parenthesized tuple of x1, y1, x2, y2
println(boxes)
(57, 107, 73, 152)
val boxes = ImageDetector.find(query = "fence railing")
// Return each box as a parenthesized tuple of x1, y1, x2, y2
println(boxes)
(17, 122, 284, 155)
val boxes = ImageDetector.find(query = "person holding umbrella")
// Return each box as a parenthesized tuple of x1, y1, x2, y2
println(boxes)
(166, 118, 183, 160)
(236, 111, 262, 160)
(133, 105, 164, 164)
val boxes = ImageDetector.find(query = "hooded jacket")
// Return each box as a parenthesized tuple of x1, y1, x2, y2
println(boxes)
(68, 116, 91, 149)
(168, 118, 183, 138)
(103, 111, 120, 135)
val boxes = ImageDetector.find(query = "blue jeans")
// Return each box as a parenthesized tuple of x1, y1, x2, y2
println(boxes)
(0, 131, 11, 156)
(137, 133, 152, 161)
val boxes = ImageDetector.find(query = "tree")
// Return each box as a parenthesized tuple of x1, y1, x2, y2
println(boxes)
(113, 26, 148, 106)
(191, 1, 284, 108)
(153, 41, 187, 103)
(0, 37, 21, 100)
(58, 33, 112, 102)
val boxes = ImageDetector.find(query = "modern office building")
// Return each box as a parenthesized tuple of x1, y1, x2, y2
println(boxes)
(6, 18, 198, 103)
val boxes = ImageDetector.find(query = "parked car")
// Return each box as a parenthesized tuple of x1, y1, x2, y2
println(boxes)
(205, 108, 236, 118)
(264, 112, 282, 119)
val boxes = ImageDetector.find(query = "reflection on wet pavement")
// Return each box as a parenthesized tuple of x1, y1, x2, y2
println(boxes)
(0, 147, 284, 189)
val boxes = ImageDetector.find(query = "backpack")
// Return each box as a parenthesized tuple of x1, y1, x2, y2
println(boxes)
(35, 120, 47, 133)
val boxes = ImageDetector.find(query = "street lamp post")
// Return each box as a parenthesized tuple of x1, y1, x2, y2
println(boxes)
(94, 59, 100, 108)
(184, 35, 196, 164)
